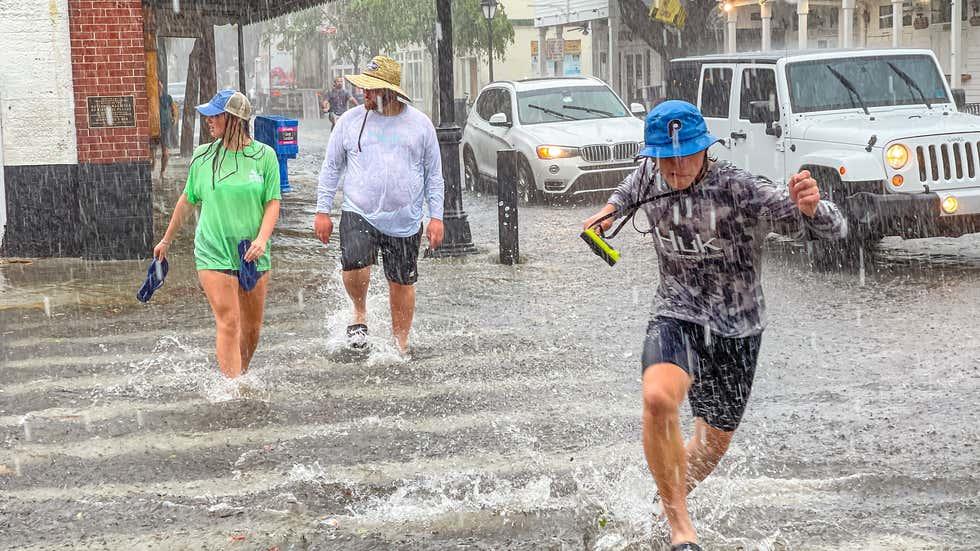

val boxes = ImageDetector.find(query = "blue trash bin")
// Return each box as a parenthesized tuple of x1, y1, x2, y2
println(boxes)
(255, 115, 298, 193)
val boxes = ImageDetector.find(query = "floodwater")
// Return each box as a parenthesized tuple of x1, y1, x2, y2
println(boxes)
(1, 118, 979, 550)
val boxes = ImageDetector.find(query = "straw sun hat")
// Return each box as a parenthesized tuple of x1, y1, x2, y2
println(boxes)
(345, 56, 412, 102)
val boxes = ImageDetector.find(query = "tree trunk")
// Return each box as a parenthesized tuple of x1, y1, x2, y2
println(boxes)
(199, 22, 217, 146)
(180, 38, 202, 156)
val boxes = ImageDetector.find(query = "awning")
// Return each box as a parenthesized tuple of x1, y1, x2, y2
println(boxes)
(143, 0, 335, 26)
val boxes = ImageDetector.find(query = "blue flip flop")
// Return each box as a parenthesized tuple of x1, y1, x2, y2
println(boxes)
(137, 258, 169, 303)
(238, 239, 260, 292)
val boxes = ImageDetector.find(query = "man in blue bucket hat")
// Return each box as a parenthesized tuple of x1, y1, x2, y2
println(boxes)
(584, 100, 847, 549)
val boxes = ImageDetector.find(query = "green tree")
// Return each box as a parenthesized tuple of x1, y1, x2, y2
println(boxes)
(618, 0, 724, 61)
(265, 0, 515, 117)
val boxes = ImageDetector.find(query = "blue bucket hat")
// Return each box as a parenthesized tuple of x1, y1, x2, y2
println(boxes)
(195, 89, 237, 117)
(237, 239, 260, 292)
(639, 100, 721, 159)
(137, 258, 168, 303)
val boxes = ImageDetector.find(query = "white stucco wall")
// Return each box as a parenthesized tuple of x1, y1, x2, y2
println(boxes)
(0, 0, 78, 167)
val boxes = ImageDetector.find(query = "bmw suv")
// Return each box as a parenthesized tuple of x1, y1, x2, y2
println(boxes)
(462, 76, 646, 203)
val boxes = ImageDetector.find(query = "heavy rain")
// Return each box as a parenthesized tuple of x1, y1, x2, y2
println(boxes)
(1, 0, 979, 550)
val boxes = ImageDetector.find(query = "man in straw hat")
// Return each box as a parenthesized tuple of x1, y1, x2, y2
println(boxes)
(314, 55, 445, 356)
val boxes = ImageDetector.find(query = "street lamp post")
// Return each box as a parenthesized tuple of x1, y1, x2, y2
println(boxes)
(481, 0, 498, 82)
(430, 0, 477, 258)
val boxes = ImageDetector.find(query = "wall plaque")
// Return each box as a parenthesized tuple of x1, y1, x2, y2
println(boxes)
(87, 96, 136, 128)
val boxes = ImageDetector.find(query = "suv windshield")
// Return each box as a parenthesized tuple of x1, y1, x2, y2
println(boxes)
(517, 85, 629, 125)
(786, 54, 950, 113)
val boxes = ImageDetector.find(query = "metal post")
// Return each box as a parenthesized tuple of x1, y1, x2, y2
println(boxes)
(487, 16, 494, 82)
(430, 0, 476, 258)
(891, 0, 902, 48)
(538, 26, 548, 77)
(496, 150, 519, 265)
(608, 1, 620, 95)
(238, 17, 246, 93)
(761, 1, 772, 52)
(726, 8, 737, 54)
(953, 0, 962, 90)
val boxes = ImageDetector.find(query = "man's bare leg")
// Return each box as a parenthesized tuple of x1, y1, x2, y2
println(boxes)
(685, 418, 735, 494)
(388, 281, 415, 353)
(642, 362, 697, 546)
(343, 267, 371, 325)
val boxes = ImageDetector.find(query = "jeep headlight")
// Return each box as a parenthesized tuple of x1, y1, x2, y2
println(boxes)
(886, 144, 910, 170)
(536, 145, 579, 160)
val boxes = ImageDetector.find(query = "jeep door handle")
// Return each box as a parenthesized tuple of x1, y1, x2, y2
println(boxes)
(730, 131, 747, 140)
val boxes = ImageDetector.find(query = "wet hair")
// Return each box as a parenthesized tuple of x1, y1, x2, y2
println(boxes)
(189, 112, 267, 189)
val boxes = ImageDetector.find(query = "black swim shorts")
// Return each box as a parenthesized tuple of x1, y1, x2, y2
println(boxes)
(641, 316, 762, 432)
(339, 210, 423, 285)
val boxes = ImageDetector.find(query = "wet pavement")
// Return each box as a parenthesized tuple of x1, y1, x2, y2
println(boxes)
(2, 118, 980, 550)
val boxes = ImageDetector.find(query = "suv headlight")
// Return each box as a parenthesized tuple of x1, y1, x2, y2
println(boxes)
(886, 144, 910, 170)
(536, 145, 580, 159)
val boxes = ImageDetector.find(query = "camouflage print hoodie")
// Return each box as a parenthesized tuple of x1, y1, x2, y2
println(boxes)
(608, 160, 847, 338)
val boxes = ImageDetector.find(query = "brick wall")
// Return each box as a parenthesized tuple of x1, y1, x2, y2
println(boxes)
(68, 0, 150, 163)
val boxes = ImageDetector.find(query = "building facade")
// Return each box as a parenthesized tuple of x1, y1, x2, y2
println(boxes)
(726, 0, 980, 101)
(0, 0, 153, 259)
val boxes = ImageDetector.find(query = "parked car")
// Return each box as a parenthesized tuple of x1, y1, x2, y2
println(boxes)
(462, 76, 646, 203)
(668, 48, 979, 243)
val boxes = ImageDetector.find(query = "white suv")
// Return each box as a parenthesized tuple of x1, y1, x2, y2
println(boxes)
(461, 76, 645, 203)
(669, 48, 980, 242)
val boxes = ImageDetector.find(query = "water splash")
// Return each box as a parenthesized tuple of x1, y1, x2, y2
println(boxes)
(43, 296, 51, 317)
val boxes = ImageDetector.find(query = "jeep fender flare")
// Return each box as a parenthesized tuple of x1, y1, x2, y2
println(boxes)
(795, 149, 886, 182)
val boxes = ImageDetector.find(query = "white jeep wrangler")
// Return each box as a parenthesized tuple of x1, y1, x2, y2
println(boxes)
(667, 49, 980, 242)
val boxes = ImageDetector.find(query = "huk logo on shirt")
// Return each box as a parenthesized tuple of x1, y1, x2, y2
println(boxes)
(249, 169, 263, 184)
(655, 227, 723, 256)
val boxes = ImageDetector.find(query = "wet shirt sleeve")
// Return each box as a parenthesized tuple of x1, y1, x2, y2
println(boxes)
(733, 171, 847, 240)
(316, 116, 347, 214)
(422, 121, 445, 220)
(183, 161, 199, 205)
(262, 146, 282, 204)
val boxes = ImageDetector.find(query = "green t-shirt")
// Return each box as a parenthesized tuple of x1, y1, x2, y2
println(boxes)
(183, 140, 282, 271)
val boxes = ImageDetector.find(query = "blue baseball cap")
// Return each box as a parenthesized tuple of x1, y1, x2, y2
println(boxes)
(195, 89, 237, 117)
(639, 100, 721, 159)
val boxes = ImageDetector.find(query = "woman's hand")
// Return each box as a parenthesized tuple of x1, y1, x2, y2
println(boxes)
(244, 238, 267, 262)
(153, 240, 171, 261)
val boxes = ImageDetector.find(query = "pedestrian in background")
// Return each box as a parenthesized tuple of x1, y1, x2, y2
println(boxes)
(151, 80, 177, 179)
(321, 76, 359, 129)
(314, 56, 444, 356)
(154, 89, 281, 380)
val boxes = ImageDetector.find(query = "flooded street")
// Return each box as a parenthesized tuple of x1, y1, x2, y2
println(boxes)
(2, 120, 980, 550)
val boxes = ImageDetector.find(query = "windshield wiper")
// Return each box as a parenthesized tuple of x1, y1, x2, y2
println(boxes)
(527, 103, 577, 120)
(886, 61, 932, 110)
(562, 105, 613, 117)
(826, 65, 870, 116)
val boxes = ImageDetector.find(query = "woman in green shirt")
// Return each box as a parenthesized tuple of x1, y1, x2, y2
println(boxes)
(154, 90, 282, 379)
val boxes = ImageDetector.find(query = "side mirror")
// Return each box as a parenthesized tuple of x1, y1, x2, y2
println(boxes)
(749, 100, 782, 137)
(630, 102, 646, 116)
(489, 113, 511, 127)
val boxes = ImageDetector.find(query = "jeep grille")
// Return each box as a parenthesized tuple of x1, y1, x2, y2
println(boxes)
(582, 142, 640, 163)
(915, 143, 977, 183)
